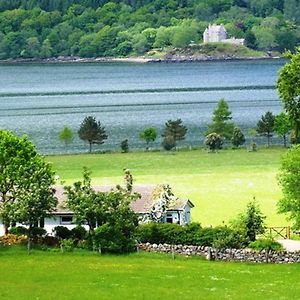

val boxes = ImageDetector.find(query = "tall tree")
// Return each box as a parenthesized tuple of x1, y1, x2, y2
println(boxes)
(274, 112, 292, 147)
(162, 119, 187, 149)
(207, 98, 235, 140)
(0, 130, 57, 237)
(64, 168, 139, 252)
(139, 127, 157, 151)
(78, 116, 108, 153)
(277, 48, 300, 144)
(256, 111, 275, 147)
(278, 145, 300, 229)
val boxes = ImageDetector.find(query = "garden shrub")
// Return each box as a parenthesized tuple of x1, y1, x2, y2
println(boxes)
(136, 223, 249, 248)
(212, 228, 249, 249)
(31, 227, 47, 237)
(94, 224, 136, 253)
(9, 226, 28, 236)
(0, 234, 27, 246)
(71, 226, 87, 241)
(41, 236, 60, 247)
(60, 239, 74, 252)
(249, 239, 283, 252)
(53, 226, 72, 239)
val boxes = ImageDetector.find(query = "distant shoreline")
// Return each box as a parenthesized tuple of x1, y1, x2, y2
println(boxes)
(0, 55, 283, 65)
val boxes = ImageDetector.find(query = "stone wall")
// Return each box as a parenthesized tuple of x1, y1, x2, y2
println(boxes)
(139, 243, 300, 263)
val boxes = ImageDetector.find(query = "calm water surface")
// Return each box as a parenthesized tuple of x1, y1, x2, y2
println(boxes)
(0, 60, 286, 154)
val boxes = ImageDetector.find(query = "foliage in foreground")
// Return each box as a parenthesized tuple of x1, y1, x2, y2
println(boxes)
(64, 168, 139, 253)
(0, 130, 57, 242)
(278, 48, 300, 144)
(249, 239, 283, 252)
(278, 145, 300, 229)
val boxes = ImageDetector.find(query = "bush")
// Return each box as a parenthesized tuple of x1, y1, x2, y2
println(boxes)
(9, 226, 28, 236)
(213, 229, 249, 249)
(71, 226, 87, 241)
(53, 226, 72, 239)
(41, 236, 60, 247)
(249, 239, 283, 252)
(94, 224, 136, 253)
(135, 223, 246, 247)
(120, 139, 129, 153)
(31, 227, 47, 237)
(0, 234, 27, 246)
(60, 239, 74, 252)
(162, 135, 176, 151)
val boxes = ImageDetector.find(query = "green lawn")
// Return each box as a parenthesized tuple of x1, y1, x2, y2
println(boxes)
(47, 147, 288, 227)
(1, 247, 300, 300)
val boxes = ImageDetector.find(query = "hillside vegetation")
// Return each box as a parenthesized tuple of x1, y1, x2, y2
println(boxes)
(0, 0, 299, 60)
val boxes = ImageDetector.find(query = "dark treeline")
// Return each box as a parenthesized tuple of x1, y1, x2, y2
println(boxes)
(0, 0, 300, 59)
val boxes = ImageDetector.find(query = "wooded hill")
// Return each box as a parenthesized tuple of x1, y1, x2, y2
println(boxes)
(0, 0, 299, 60)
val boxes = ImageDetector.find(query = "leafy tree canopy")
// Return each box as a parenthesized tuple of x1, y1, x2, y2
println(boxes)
(59, 126, 74, 148)
(0, 130, 57, 236)
(278, 145, 300, 229)
(277, 48, 300, 144)
(274, 112, 292, 147)
(139, 127, 157, 150)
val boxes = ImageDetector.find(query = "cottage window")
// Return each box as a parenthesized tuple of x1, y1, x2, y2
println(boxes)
(60, 216, 73, 225)
(166, 214, 173, 223)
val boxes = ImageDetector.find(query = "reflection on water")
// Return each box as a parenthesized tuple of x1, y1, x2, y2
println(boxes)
(0, 60, 285, 154)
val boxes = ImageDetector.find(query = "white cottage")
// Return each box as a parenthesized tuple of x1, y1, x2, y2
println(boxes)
(0, 185, 194, 235)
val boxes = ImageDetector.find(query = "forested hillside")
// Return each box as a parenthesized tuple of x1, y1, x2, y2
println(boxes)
(0, 0, 299, 59)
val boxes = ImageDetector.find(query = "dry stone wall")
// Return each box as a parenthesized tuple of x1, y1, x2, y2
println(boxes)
(139, 243, 300, 263)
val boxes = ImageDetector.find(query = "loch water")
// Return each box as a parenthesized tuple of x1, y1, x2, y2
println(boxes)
(0, 59, 286, 154)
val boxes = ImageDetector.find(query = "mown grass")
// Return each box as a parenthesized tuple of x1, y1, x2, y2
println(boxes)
(47, 147, 288, 227)
(1, 246, 300, 300)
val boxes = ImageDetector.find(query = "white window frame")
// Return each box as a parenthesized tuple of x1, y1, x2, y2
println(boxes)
(60, 215, 73, 225)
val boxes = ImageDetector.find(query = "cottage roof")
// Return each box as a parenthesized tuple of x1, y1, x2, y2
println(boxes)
(53, 185, 193, 215)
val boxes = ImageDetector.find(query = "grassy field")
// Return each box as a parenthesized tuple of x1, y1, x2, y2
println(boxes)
(1, 247, 300, 300)
(47, 147, 288, 227)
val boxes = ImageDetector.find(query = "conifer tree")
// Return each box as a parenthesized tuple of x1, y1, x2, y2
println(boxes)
(207, 98, 235, 140)
(78, 116, 108, 153)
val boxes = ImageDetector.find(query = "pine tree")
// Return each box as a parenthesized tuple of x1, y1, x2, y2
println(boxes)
(162, 119, 187, 149)
(207, 98, 235, 140)
(256, 111, 275, 147)
(78, 116, 108, 153)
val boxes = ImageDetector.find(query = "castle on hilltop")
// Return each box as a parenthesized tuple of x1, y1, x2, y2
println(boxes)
(203, 24, 244, 45)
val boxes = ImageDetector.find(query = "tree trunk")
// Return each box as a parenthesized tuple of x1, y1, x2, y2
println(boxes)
(283, 134, 287, 148)
(4, 224, 9, 235)
(27, 225, 32, 255)
(89, 142, 92, 153)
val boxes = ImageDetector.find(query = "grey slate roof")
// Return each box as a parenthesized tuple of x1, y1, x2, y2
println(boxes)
(53, 185, 193, 215)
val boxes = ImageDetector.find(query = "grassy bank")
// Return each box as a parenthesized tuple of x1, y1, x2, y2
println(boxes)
(47, 147, 288, 227)
(1, 247, 300, 300)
